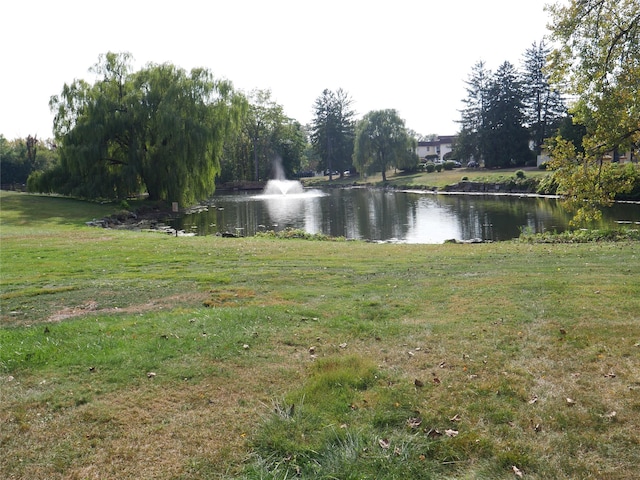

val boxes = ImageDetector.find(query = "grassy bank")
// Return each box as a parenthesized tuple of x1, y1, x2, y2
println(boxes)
(302, 166, 549, 190)
(1, 191, 639, 479)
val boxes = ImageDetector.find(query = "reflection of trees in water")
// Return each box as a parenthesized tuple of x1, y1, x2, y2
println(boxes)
(351, 189, 411, 241)
(169, 190, 639, 241)
(438, 195, 573, 241)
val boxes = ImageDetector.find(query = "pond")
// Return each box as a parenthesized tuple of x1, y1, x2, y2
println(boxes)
(168, 182, 640, 243)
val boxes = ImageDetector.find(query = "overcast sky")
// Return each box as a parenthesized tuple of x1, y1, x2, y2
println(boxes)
(2, 0, 555, 141)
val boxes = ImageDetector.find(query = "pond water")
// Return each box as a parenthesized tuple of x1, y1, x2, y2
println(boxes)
(168, 185, 640, 243)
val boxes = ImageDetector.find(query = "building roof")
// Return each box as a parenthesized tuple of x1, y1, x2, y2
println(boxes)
(417, 135, 456, 147)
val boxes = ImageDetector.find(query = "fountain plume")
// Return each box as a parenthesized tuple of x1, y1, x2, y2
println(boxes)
(263, 156, 304, 195)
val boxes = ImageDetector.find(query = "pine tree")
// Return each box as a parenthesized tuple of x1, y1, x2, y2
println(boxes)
(521, 40, 566, 155)
(455, 61, 491, 164)
(483, 62, 532, 168)
(310, 89, 355, 179)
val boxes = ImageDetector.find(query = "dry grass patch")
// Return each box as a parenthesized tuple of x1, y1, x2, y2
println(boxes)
(1, 359, 305, 480)
(202, 287, 290, 309)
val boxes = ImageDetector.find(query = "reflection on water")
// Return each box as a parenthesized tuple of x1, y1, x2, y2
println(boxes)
(169, 188, 640, 243)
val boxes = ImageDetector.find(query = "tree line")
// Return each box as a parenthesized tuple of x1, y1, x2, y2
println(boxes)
(18, 53, 417, 206)
(3, 0, 638, 224)
(454, 41, 568, 168)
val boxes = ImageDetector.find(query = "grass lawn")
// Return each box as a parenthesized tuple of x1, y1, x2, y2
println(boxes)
(302, 166, 549, 190)
(1, 191, 639, 479)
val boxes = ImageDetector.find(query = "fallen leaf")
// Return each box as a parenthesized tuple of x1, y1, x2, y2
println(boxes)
(308, 346, 315, 354)
(512, 465, 524, 477)
(414, 379, 424, 387)
(528, 395, 538, 404)
(394, 446, 402, 456)
(566, 397, 576, 406)
(407, 417, 422, 429)
(425, 428, 442, 438)
(604, 411, 617, 419)
(534, 423, 542, 432)
(449, 414, 461, 422)
(379, 438, 390, 449)
(432, 377, 441, 385)
(339, 342, 348, 348)
(444, 429, 458, 437)
(604, 372, 616, 378)
(439, 361, 447, 368)
(147, 372, 156, 378)
(243, 344, 249, 349)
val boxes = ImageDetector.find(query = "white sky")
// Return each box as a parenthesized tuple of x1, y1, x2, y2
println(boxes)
(1, 0, 554, 141)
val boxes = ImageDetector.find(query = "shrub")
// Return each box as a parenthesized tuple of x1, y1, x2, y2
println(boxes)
(461, 176, 469, 181)
(425, 162, 435, 173)
(538, 162, 549, 170)
(443, 161, 455, 170)
(255, 228, 344, 241)
(515, 170, 526, 179)
(435, 163, 443, 172)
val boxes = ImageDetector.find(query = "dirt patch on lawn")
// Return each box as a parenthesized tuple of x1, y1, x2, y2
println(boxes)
(47, 293, 209, 322)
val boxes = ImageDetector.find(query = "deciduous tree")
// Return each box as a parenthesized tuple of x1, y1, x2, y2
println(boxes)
(36, 52, 247, 206)
(353, 109, 414, 181)
(546, 0, 640, 224)
(220, 90, 306, 183)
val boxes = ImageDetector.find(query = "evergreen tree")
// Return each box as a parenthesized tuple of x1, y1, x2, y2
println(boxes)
(521, 40, 566, 155)
(310, 89, 355, 179)
(483, 61, 532, 168)
(455, 61, 491, 164)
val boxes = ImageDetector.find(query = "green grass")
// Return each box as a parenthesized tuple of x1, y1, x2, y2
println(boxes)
(303, 166, 549, 189)
(1, 191, 639, 479)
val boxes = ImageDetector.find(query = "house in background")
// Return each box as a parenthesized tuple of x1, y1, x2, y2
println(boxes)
(417, 135, 456, 163)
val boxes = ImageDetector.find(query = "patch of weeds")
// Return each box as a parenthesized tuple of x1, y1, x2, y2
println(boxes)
(249, 356, 378, 470)
(255, 228, 346, 241)
(519, 227, 640, 243)
(248, 355, 508, 478)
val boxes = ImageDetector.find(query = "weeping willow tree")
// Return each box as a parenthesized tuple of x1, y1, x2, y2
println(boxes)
(353, 109, 416, 182)
(35, 52, 247, 206)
